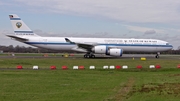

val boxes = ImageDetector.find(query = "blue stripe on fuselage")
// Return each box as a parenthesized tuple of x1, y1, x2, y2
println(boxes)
(24, 42, 173, 47)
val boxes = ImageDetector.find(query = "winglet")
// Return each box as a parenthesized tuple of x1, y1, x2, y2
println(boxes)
(65, 38, 75, 44)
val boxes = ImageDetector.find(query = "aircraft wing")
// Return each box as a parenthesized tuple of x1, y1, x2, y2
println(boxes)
(65, 38, 97, 51)
(6, 34, 28, 41)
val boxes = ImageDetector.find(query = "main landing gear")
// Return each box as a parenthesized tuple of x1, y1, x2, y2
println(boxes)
(84, 53, 95, 58)
(155, 52, 160, 59)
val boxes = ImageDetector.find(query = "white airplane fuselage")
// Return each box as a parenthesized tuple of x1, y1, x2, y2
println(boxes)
(21, 36, 172, 53)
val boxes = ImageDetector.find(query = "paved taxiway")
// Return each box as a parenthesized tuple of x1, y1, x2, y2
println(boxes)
(0, 54, 179, 60)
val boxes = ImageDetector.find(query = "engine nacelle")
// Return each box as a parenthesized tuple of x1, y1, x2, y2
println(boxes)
(109, 49, 123, 56)
(92, 46, 123, 57)
(92, 46, 107, 54)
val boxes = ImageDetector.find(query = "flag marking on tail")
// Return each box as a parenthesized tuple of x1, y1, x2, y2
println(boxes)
(9, 15, 21, 20)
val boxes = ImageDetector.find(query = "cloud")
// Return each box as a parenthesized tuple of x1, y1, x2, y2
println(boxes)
(1, 0, 180, 49)
(10, 0, 180, 23)
(165, 28, 180, 33)
(144, 30, 156, 35)
(0, 1, 9, 5)
(33, 29, 49, 36)
(60, 32, 111, 38)
(124, 25, 165, 34)
(33, 28, 113, 37)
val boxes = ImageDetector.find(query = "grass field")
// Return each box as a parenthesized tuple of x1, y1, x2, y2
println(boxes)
(0, 55, 180, 101)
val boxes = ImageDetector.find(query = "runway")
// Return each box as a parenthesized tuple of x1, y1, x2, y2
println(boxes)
(0, 53, 179, 60)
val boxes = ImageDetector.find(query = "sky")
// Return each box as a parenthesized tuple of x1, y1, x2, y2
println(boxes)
(1, 0, 180, 49)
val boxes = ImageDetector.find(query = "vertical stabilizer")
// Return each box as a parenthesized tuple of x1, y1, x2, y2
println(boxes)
(9, 14, 39, 36)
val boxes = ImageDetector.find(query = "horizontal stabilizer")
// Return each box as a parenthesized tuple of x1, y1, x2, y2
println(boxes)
(6, 34, 28, 41)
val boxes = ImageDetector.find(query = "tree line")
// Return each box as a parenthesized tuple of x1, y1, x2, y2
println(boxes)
(0, 45, 72, 53)
(0, 45, 180, 54)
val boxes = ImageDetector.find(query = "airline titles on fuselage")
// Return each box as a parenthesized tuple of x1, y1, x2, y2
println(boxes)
(104, 39, 159, 45)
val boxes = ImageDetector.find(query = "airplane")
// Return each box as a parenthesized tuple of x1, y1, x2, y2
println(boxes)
(7, 14, 173, 58)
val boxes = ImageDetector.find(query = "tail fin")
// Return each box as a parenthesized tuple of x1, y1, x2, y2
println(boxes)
(9, 14, 39, 36)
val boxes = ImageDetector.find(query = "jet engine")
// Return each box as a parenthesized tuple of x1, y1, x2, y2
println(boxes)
(92, 45, 107, 54)
(108, 49, 123, 56)
(92, 45, 123, 57)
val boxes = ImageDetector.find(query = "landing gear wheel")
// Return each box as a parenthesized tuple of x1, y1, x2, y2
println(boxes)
(91, 55, 95, 58)
(86, 55, 90, 58)
(84, 55, 87, 58)
(155, 55, 159, 59)
(84, 53, 95, 58)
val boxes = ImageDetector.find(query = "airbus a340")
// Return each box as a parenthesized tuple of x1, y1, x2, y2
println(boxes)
(7, 14, 173, 58)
